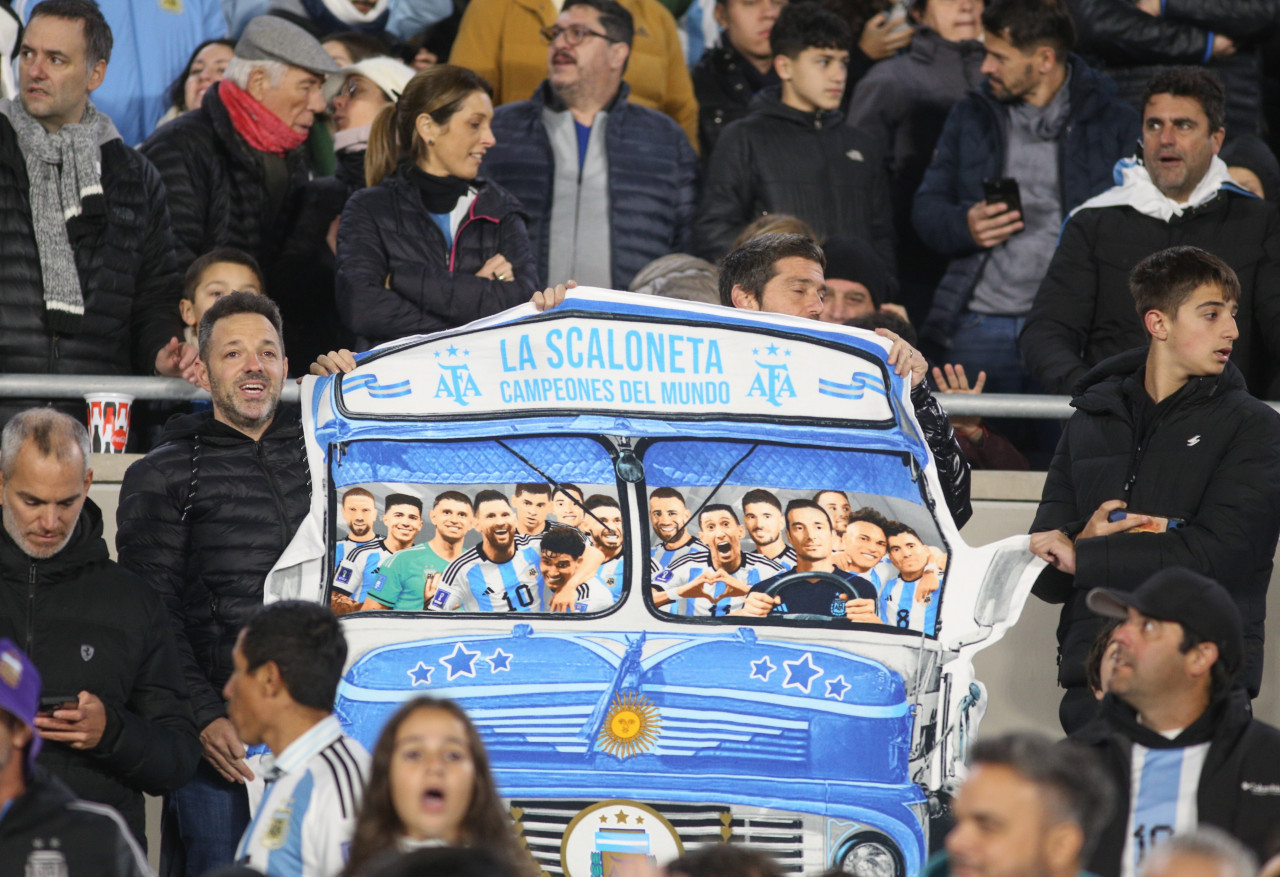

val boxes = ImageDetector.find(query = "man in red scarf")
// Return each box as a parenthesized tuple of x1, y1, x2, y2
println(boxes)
(140, 16, 337, 290)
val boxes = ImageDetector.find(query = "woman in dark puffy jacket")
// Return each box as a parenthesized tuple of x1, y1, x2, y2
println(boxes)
(335, 65, 537, 348)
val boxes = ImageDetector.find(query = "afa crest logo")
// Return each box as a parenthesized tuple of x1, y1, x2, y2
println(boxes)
(746, 348, 798, 408)
(262, 803, 294, 850)
(433, 346, 483, 406)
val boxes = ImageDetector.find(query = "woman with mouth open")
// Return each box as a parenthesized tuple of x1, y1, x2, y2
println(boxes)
(335, 65, 538, 350)
(341, 697, 537, 877)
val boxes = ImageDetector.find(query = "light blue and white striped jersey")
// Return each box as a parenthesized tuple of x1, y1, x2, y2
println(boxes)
(236, 715, 369, 877)
(654, 548, 785, 616)
(567, 575, 619, 613)
(756, 544, 797, 571)
(878, 569, 940, 634)
(1121, 742, 1210, 877)
(594, 553, 625, 602)
(332, 539, 388, 601)
(651, 538, 704, 573)
(431, 534, 544, 612)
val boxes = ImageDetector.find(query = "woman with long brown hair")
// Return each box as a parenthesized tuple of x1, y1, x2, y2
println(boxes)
(335, 65, 536, 348)
(341, 697, 536, 877)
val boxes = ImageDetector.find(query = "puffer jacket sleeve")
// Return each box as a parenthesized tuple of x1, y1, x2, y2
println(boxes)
(692, 120, 754, 261)
(1029, 417, 1084, 603)
(1019, 212, 1100, 395)
(90, 583, 201, 794)
(129, 155, 184, 374)
(672, 128, 699, 255)
(1073, 408, 1280, 597)
(1160, 0, 1280, 39)
(116, 453, 226, 730)
(139, 126, 209, 273)
(1069, 0, 1212, 63)
(912, 101, 985, 259)
(911, 381, 973, 527)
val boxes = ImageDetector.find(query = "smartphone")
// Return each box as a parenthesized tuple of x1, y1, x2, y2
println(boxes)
(982, 177, 1023, 218)
(38, 695, 77, 714)
(1107, 509, 1187, 533)
(886, 0, 909, 23)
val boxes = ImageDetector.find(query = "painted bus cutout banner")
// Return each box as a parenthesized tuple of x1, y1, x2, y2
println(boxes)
(264, 289, 1044, 877)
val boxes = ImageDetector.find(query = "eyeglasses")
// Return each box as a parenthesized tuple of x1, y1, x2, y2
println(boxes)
(539, 23, 620, 46)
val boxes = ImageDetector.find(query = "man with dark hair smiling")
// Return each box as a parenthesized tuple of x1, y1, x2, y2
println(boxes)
(880, 521, 944, 633)
(1030, 246, 1280, 731)
(431, 491, 544, 613)
(226, 601, 368, 876)
(1023, 67, 1280, 398)
(116, 291, 312, 873)
(719, 232, 973, 527)
(364, 491, 474, 613)
(653, 504, 784, 616)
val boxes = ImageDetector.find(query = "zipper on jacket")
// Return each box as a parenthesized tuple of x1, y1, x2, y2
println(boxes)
(257, 442, 292, 553)
(25, 562, 36, 656)
(1121, 401, 1176, 500)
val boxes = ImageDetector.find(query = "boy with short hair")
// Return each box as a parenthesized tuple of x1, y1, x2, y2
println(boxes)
(1030, 246, 1280, 732)
(179, 248, 264, 347)
(693, 2, 894, 272)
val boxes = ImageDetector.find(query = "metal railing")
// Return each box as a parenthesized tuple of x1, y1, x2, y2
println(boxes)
(3, 375, 1277, 419)
(0, 375, 301, 404)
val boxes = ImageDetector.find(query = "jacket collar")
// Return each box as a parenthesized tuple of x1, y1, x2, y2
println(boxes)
(157, 404, 303, 447)
(748, 85, 844, 129)
(1077, 686, 1252, 751)
(0, 498, 109, 582)
(975, 54, 1117, 124)
(1070, 346, 1243, 412)
(532, 79, 630, 115)
(907, 26, 984, 63)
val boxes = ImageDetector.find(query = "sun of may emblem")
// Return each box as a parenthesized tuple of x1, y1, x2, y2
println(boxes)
(598, 691, 661, 758)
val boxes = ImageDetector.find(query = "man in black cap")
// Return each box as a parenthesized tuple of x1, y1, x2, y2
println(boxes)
(1070, 568, 1280, 877)
(140, 15, 339, 278)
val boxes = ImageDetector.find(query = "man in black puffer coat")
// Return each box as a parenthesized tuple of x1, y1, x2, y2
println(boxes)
(1028, 247, 1280, 734)
(138, 16, 338, 277)
(0, 409, 200, 849)
(0, 1, 185, 425)
(116, 293, 311, 875)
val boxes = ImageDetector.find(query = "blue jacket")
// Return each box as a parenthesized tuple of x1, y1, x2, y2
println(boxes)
(481, 81, 699, 291)
(911, 58, 1139, 351)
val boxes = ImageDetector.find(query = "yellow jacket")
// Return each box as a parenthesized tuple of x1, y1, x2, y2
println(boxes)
(450, 0, 699, 149)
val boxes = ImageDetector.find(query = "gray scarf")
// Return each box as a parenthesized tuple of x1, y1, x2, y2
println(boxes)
(0, 98, 120, 335)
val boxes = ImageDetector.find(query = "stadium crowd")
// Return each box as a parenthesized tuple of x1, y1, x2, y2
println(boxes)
(2, 0, 1280, 873)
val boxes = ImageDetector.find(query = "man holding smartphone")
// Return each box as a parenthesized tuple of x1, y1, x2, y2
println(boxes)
(1029, 247, 1280, 733)
(912, 0, 1137, 393)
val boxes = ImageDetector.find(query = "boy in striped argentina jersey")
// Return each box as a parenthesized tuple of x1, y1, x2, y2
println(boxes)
(429, 491, 544, 613)
(878, 521, 943, 635)
(228, 602, 369, 877)
(743, 489, 797, 570)
(648, 487, 703, 571)
(652, 504, 784, 616)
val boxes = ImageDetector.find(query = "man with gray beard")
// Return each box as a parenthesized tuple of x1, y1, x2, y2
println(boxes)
(0, 408, 199, 849)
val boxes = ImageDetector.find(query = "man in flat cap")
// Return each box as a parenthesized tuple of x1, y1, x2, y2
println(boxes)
(1069, 568, 1280, 877)
(140, 15, 339, 278)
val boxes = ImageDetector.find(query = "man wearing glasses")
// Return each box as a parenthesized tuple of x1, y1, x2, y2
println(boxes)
(480, 0, 699, 292)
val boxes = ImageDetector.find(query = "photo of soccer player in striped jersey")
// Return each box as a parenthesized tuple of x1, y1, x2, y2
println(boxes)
(652, 504, 785, 616)
(541, 526, 618, 613)
(742, 489, 796, 569)
(648, 487, 702, 572)
(879, 521, 945, 634)
(362, 492, 474, 611)
(739, 500, 883, 623)
(331, 492, 423, 613)
(429, 490, 544, 613)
